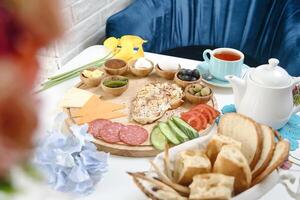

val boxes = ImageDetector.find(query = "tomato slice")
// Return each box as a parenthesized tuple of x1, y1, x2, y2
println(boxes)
(202, 104, 220, 118)
(181, 112, 194, 122)
(192, 104, 220, 119)
(181, 111, 201, 122)
(198, 113, 208, 129)
(191, 107, 213, 124)
(202, 109, 214, 124)
(187, 116, 202, 131)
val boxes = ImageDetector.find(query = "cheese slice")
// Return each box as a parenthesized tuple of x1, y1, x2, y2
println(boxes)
(75, 111, 127, 124)
(59, 87, 97, 108)
(73, 95, 125, 117)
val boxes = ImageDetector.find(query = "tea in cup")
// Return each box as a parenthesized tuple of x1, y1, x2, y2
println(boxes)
(202, 48, 244, 81)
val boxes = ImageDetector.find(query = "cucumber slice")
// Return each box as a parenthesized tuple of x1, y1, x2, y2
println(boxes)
(158, 122, 180, 145)
(151, 126, 167, 151)
(167, 120, 189, 142)
(172, 116, 199, 139)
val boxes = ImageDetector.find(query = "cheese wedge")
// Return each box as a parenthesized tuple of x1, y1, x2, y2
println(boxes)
(74, 111, 127, 124)
(73, 95, 126, 117)
(60, 87, 96, 108)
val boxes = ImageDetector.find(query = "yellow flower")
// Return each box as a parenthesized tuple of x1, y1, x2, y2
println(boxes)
(103, 37, 119, 51)
(114, 40, 135, 61)
(103, 35, 147, 61)
(120, 35, 146, 48)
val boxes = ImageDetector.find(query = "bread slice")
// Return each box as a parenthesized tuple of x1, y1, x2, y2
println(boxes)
(206, 134, 242, 165)
(189, 173, 234, 200)
(252, 140, 289, 186)
(252, 125, 275, 179)
(174, 150, 211, 186)
(218, 113, 263, 169)
(128, 172, 187, 200)
(213, 145, 252, 194)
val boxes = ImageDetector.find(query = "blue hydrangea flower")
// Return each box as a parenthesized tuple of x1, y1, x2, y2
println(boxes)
(35, 114, 109, 195)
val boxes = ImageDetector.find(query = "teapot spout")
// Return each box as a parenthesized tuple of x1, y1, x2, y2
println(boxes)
(225, 75, 246, 109)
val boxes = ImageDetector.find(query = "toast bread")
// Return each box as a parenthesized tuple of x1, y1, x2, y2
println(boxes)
(174, 150, 211, 186)
(252, 140, 289, 186)
(213, 145, 252, 194)
(206, 134, 242, 165)
(189, 173, 234, 200)
(218, 113, 263, 169)
(252, 125, 275, 179)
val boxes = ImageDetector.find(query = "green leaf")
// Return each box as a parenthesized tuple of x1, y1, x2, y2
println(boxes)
(0, 179, 16, 194)
(294, 94, 300, 105)
(22, 163, 42, 181)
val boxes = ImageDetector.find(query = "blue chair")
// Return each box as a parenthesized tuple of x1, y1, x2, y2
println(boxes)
(106, 0, 300, 76)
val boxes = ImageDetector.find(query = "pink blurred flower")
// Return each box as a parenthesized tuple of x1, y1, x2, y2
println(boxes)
(0, 64, 37, 177)
(0, 0, 62, 177)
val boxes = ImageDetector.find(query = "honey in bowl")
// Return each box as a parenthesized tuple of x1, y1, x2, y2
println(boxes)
(214, 51, 241, 61)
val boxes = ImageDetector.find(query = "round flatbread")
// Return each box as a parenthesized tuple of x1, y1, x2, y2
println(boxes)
(98, 122, 124, 143)
(119, 125, 148, 145)
(88, 119, 111, 138)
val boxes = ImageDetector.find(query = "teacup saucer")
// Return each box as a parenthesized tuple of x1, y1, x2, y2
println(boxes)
(196, 62, 250, 88)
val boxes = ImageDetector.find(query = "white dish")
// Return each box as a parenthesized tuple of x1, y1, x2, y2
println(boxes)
(197, 62, 250, 88)
(153, 126, 279, 200)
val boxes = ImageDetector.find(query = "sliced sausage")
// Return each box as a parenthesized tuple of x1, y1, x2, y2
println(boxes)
(119, 125, 148, 145)
(88, 119, 111, 138)
(98, 122, 124, 143)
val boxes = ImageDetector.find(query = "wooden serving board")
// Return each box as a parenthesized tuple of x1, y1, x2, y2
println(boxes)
(64, 73, 217, 157)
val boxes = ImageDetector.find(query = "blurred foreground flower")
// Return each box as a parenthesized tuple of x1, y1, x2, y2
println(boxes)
(0, 65, 37, 178)
(0, 0, 63, 88)
(0, 0, 62, 194)
(35, 114, 109, 195)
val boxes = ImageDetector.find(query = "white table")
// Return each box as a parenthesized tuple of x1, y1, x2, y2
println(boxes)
(37, 45, 299, 200)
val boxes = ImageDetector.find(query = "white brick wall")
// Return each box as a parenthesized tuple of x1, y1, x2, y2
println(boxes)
(39, 0, 132, 78)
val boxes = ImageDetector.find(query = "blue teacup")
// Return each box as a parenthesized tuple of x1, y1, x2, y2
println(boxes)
(202, 48, 244, 81)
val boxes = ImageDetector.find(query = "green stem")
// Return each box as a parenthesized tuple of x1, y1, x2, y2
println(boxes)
(37, 52, 114, 93)
(36, 74, 78, 93)
(48, 53, 112, 80)
(42, 69, 82, 85)
(42, 60, 106, 86)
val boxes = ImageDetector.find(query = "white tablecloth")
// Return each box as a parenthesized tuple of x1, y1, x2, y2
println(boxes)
(32, 45, 299, 200)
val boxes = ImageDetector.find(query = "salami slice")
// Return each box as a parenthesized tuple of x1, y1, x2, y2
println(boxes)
(119, 125, 148, 145)
(98, 122, 124, 143)
(88, 119, 111, 138)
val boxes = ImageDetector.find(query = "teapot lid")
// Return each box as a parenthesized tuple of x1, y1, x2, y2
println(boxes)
(250, 58, 292, 87)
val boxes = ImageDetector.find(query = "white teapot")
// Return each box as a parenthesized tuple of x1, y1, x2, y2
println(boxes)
(226, 58, 300, 129)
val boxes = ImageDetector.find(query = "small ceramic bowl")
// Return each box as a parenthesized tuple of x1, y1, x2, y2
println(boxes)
(174, 71, 201, 88)
(104, 59, 128, 75)
(129, 59, 154, 77)
(101, 75, 129, 96)
(155, 64, 180, 80)
(80, 67, 104, 87)
(184, 83, 213, 104)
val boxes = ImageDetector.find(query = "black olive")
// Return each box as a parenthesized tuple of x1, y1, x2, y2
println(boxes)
(192, 69, 200, 79)
(182, 75, 191, 81)
(186, 69, 193, 76)
(180, 69, 187, 74)
(191, 77, 197, 81)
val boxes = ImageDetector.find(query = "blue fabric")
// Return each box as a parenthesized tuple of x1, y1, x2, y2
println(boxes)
(106, 0, 300, 76)
(221, 104, 300, 151)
